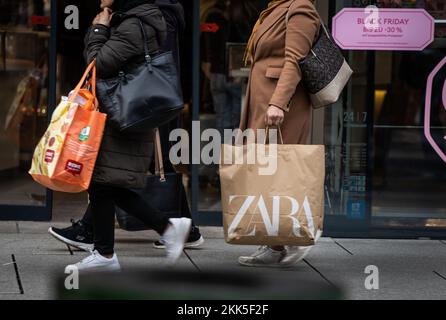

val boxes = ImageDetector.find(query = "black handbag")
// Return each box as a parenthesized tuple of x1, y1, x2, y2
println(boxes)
(286, 11, 353, 109)
(96, 18, 184, 132)
(116, 128, 183, 231)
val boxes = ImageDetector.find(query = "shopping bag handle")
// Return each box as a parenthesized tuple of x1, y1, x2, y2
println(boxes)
(154, 128, 166, 182)
(84, 65, 97, 99)
(264, 126, 284, 145)
(69, 59, 98, 109)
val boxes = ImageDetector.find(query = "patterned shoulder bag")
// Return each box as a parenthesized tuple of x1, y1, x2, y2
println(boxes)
(286, 9, 353, 108)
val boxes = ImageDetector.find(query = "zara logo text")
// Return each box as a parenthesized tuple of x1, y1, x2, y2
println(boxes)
(227, 195, 315, 238)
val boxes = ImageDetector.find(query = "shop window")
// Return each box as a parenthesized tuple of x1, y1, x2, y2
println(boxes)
(325, 0, 446, 233)
(0, 0, 51, 207)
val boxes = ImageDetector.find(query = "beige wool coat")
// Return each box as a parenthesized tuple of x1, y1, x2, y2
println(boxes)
(240, 0, 320, 144)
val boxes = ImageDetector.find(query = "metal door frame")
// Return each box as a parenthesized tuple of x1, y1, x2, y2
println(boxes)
(189, 0, 221, 226)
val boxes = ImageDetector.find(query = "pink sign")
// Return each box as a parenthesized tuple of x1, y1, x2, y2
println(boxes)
(425, 57, 446, 164)
(332, 8, 435, 51)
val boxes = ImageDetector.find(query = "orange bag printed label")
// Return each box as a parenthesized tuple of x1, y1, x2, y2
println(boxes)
(65, 160, 83, 175)
(29, 61, 106, 193)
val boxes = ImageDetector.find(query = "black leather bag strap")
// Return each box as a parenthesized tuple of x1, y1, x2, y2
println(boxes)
(119, 14, 161, 67)
(136, 18, 153, 65)
(124, 14, 162, 52)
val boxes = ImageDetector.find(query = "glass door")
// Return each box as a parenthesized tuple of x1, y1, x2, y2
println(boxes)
(324, 0, 446, 237)
(0, 0, 53, 220)
(193, 0, 267, 224)
(321, 0, 374, 235)
(371, 1, 446, 233)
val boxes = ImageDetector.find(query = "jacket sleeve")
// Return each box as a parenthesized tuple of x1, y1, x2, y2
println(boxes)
(84, 19, 145, 78)
(269, 1, 320, 112)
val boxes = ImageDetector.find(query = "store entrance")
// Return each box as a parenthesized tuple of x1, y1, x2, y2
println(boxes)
(372, 44, 446, 228)
(324, 0, 446, 237)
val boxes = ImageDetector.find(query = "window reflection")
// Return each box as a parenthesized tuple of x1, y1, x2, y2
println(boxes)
(197, 0, 264, 211)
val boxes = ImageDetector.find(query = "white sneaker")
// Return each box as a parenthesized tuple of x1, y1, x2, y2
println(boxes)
(163, 218, 192, 265)
(238, 246, 287, 267)
(65, 250, 121, 273)
(280, 230, 323, 267)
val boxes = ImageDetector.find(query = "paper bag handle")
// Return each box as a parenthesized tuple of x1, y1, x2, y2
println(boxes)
(154, 128, 166, 182)
(264, 126, 284, 145)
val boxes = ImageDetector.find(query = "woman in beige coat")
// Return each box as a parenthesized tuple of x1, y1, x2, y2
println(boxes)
(238, 0, 321, 267)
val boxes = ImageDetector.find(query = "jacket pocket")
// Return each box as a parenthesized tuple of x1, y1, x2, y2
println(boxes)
(265, 66, 283, 79)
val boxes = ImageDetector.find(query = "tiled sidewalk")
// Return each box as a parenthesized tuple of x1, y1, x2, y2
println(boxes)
(1, 221, 446, 300)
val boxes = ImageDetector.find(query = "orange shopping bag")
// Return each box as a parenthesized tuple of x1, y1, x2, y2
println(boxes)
(29, 61, 107, 193)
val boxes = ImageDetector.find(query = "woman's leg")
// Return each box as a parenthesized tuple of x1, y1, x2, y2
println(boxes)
(81, 203, 93, 230)
(68, 184, 190, 270)
(88, 183, 118, 257)
(64, 183, 121, 272)
(179, 185, 192, 219)
(113, 188, 191, 264)
(114, 188, 170, 235)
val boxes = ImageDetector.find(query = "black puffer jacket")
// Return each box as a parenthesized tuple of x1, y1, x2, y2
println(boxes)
(84, 3, 167, 189)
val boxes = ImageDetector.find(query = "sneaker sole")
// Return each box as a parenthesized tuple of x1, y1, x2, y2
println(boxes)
(81, 265, 122, 273)
(67, 263, 122, 273)
(153, 236, 205, 249)
(48, 227, 94, 252)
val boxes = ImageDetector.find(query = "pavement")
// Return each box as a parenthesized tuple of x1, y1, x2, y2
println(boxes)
(1, 220, 446, 300)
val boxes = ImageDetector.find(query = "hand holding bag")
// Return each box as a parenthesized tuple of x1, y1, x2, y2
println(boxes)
(96, 18, 184, 132)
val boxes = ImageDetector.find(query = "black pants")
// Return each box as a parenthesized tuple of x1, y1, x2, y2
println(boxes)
(88, 183, 170, 255)
(82, 178, 192, 231)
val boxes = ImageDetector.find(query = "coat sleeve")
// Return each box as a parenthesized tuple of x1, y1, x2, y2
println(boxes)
(84, 19, 145, 78)
(269, 1, 320, 112)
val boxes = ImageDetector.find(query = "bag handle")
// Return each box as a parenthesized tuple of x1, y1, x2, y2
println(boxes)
(69, 60, 95, 102)
(69, 59, 98, 110)
(137, 19, 151, 63)
(285, 8, 331, 42)
(285, 8, 333, 65)
(154, 128, 166, 182)
(264, 126, 284, 145)
(134, 18, 155, 72)
(84, 68, 97, 104)
(122, 14, 162, 56)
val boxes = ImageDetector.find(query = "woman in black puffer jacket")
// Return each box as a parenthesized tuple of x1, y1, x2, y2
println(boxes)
(66, 0, 191, 273)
